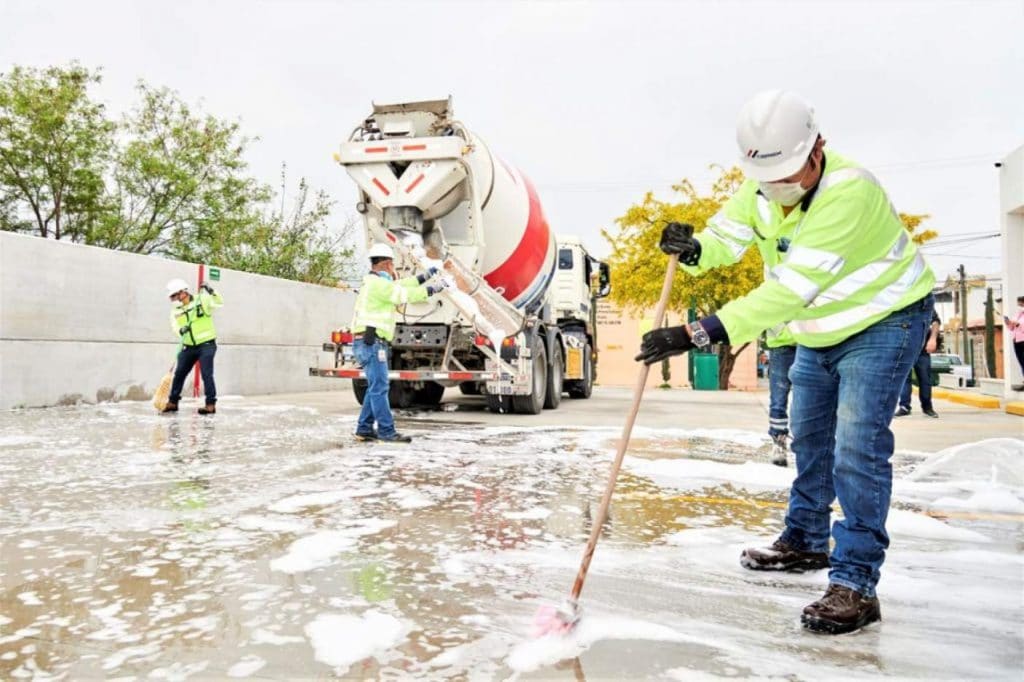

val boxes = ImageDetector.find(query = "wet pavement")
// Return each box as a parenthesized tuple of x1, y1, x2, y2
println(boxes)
(1, 390, 1022, 680)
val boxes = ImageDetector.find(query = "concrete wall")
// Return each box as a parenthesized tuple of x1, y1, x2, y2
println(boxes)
(0, 232, 354, 409)
(999, 145, 1024, 396)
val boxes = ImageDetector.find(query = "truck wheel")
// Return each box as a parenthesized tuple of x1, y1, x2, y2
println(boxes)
(567, 343, 594, 399)
(486, 393, 513, 413)
(352, 379, 368, 405)
(512, 337, 547, 415)
(389, 383, 414, 409)
(459, 382, 481, 395)
(543, 343, 563, 409)
(415, 381, 445, 406)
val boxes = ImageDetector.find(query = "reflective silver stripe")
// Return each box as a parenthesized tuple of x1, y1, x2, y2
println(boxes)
(817, 166, 880, 192)
(785, 246, 845, 276)
(791, 251, 927, 335)
(756, 195, 772, 225)
(766, 322, 786, 340)
(389, 286, 410, 305)
(769, 418, 789, 428)
(770, 265, 820, 304)
(809, 232, 909, 308)
(705, 229, 748, 260)
(708, 211, 755, 243)
(817, 166, 898, 216)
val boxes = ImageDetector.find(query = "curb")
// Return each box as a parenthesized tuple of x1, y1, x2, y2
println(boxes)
(1006, 402, 1024, 417)
(931, 387, 1001, 409)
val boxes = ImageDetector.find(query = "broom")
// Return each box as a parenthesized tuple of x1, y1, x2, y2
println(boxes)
(533, 254, 679, 636)
(152, 341, 183, 412)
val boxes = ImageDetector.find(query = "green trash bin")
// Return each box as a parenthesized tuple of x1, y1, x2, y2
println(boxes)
(693, 351, 719, 391)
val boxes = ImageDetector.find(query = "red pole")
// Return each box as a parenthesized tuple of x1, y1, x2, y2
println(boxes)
(194, 264, 205, 398)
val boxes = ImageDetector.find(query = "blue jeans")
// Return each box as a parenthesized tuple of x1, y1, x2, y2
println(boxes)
(781, 295, 933, 597)
(170, 341, 217, 404)
(768, 345, 797, 437)
(899, 350, 933, 411)
(354, 339, 397, 438)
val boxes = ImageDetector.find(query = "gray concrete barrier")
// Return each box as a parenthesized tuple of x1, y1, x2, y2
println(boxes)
(0, 231, 355, 409)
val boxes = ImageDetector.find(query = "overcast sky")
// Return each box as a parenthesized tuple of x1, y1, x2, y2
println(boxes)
(2, 0, 1021, 282)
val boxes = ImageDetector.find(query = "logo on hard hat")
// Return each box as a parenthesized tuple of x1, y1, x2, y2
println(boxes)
(747, 149, 782, 159)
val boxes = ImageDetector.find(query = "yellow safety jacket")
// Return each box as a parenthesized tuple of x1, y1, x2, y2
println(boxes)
(170, 291, 223, 346)
(351, 273, 429, 342)
(701, 151, 934, 348)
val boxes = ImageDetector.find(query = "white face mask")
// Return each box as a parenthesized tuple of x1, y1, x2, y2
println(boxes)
(759, 180, 808, 206)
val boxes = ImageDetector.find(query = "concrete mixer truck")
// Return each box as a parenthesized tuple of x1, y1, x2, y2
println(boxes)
(309, 98, 610, 414)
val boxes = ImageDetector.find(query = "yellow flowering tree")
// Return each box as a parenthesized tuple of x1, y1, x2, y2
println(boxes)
(603, 167, 761, 388)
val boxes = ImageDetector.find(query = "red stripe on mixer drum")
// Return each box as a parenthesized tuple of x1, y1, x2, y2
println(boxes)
(483, 173, 550, 302)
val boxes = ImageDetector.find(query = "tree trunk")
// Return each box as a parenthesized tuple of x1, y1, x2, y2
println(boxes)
(717, 342, 751, 389)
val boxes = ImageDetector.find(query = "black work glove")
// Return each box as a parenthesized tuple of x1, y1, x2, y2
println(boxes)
(658, 222, 701, 266)
(178, 325, 191, 336)
(200, 282, 215, 294)
(426, 280, 448, 297)
(416, 266, 440, 285)
(363, 326, 377, 345)
(634, 325, 693, 365)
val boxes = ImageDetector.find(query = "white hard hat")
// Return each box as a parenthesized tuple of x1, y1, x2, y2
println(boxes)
(368, 243, 395, 260)
(736, 90, 819, 182)
(166, 278, 190, 296)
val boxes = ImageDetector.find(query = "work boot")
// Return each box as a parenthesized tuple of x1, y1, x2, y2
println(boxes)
(161, 402, 179, 414)
(922, 408, 939, 418)
(354, 430, 378, 441)
(197, 403, 216, 415)
(770, 432, 789, 467)
(740, 538, 830, 572)
(801, 584, 881, 634)
(894, 406, 911, 417)
(379, 432, 412, 443)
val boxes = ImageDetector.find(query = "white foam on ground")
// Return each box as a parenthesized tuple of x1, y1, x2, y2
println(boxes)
(226, 655, 266, 678)
(236, 514, 310, 533)
(305, 610, 411, 671)
(270, 532, 358, 573)
(626, 457, 793, 493)
(931, 488, 1024, 514)
(886, 508, 991, 542)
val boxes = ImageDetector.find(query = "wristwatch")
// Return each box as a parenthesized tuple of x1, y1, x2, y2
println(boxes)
(687, 321, 711, 349)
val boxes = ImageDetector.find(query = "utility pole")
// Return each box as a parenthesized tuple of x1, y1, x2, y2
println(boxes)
(958, 264, 971, 373)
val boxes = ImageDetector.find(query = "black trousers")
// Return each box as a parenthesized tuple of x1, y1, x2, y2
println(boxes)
(169, 341, 217, 404)
(1015, 340, 1024, 377)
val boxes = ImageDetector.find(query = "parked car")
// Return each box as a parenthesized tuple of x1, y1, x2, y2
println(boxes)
(927, 353, 965, 386)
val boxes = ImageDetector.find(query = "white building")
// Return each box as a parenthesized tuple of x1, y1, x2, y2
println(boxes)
(998, 144, 1024, 396)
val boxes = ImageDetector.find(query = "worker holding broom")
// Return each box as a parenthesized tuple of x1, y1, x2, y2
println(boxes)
(637, 90, 935, 634)
(162, 278, 224, 415)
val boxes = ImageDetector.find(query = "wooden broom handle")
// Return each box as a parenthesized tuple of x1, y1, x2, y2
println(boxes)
(570, 254, 679, 601)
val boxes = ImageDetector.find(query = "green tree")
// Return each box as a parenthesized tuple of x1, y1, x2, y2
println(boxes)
(222, 168, 359, 285)
(0, 64, 114, 240)
(603, 167, 762, 388)
(99, 83, 268, 257)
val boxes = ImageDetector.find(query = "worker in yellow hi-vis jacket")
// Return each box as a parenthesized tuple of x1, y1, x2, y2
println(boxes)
(636, 90, 935, 635)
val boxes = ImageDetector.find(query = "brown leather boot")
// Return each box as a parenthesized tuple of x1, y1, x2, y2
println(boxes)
(801, 584, 881, 634)
(740, 538, 830, 572)
(161, 402, 179, 413)
(197, 403, 216, 415)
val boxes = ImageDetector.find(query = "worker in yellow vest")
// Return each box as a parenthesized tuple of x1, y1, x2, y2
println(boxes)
(164, 278, 224, 415)
(638, 90, 934, 634)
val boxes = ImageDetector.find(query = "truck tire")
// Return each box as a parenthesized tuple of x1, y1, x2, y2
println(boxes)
(512, 336, 547, 415)
(543, 343, 563, 409)
(486, 393, 512, 413)
(567, 343, 594, 399)
(459, 382, 481, 395)
(415, 381, 445, 406)
(352, 379, 368, 405)
(389, 383, 414, 409)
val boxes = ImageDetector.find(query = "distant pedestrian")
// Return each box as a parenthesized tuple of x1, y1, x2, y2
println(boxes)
(1005, 295, 1024, 381)
(164, 279, 223, 415)
(896, 310, 941, 418)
